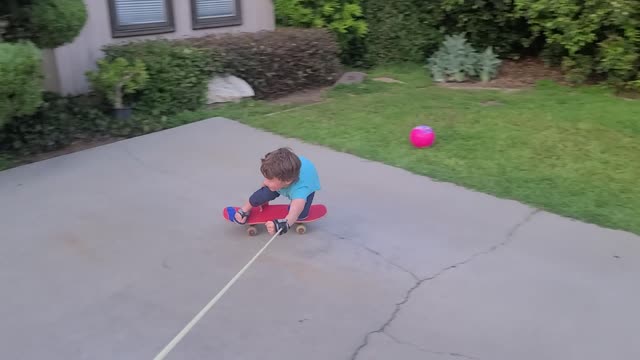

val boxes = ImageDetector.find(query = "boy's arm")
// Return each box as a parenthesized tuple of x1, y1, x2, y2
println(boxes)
(266, 198, 306, 235)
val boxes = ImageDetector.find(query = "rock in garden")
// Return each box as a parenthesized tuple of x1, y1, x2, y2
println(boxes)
(335, 71, 367, 85)
(207, 75, 255, 104)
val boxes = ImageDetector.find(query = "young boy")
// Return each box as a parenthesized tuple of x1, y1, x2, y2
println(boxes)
(233, 147, 321, 235)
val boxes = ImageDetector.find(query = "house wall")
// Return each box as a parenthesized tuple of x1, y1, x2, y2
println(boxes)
(45, 0, 275, 95)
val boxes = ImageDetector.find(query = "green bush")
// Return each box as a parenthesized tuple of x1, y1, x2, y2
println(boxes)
(102, 40, 223, 115)
(0, 153, 14, 171)
(426, 0, 531, 58)
(514, 0, 640, 89)
(363, 0, 438, 65)
(427, 34, 502, 83)
(0, 41, 43, 127)
(28, 0, 87, 48)
(362, 0, 530, 66)
(596, 35, 640, 90)
(274, 0, 367, 65)
(86, 57, 149, 109)
(477, 47, 503, 82)
(0, 92, 110, 155)
(187, 28, 341, 99)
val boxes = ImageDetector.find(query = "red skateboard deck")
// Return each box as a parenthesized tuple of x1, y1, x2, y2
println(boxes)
(223, 203, 327, 236)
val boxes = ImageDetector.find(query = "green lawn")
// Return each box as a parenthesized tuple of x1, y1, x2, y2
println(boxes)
(212, 64, 640, 235)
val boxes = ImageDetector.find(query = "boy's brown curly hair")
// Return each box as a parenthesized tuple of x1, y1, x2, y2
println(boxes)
(260, 147, 301, 183)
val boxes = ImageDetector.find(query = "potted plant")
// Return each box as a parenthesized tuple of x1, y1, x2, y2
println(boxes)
(86, 57, 148, 120)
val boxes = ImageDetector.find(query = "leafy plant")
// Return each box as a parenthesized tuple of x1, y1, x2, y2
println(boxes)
(427, 34, 501, 83)
(86, 57, 148, 109)
(478, 47, 502, 82)
(0, 41, 43, 126)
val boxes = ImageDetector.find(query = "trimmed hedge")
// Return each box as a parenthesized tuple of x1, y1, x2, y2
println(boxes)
(102, 40, 223, 115)
(29, 0, 88, 48)
(186, 28, 342, 99)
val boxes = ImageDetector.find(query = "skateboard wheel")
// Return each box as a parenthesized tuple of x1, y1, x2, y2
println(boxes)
(295, 224, 306, 234)
(247, 226, 258, 236)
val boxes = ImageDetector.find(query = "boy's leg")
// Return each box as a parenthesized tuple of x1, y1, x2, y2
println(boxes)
(295, 192, 315, 220)
(235, 186, 280, 224)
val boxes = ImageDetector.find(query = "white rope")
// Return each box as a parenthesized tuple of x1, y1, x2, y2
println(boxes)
(153, 228, 283, 360)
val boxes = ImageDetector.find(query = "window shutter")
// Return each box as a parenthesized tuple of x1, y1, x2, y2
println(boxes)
(114, 0, 168, 25)
(195, 0, 236, 18)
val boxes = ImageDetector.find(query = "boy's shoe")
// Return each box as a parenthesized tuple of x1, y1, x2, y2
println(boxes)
(226, 207, 250, 224)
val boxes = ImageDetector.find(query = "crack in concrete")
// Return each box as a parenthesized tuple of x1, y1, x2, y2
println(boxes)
(324, 230, 420, 282)
(349, 208, 540, 360)
(360, 244, 420, 282)
(384, 332, 479, 359)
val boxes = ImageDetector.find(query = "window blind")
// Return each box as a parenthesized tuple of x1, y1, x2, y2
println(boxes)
(114, 0, 168, 25)
(195, 0, 236, 18)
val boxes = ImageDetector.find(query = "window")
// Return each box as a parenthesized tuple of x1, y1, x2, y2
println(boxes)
(108, 0, 175, 37)
(191, 0, 242, 29)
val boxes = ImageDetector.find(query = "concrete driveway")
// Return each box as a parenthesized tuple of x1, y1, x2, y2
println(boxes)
(1, 118, 639, 360)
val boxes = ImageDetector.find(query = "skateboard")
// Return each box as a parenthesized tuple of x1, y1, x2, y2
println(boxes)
(223, 203, 327, 236)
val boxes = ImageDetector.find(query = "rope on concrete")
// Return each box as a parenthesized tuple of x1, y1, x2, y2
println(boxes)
(153, 227, 283, 360)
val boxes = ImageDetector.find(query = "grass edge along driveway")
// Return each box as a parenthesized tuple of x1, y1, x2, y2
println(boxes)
(212, 64, 640, 236)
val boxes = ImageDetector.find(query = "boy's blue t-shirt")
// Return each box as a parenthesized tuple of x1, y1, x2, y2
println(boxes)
(277, 155, 321, 200)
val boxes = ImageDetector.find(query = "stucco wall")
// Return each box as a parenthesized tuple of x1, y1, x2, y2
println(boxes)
(45, 0, 275, 95)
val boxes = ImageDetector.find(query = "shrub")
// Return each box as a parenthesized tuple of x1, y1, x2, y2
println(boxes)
(0, 92, 110, 155)
(102, 40, 223, 115)
(28, 0, 87, 48)
(274, 0, 367, 65)
(560, 55, 594, 85)
(514, 0, 640, 89)
(0, 41, 43, 127)
(363, 0, 438, 65)
(478, 47, 502, 82)
(187, 28, 341, 99)
(363, 0, 530, 66)
(426, 0, 531, 58)
(0, 153, 14, 171)
(596, 35, 640, 90)
(427, 34, 502, 83)
(86, 57, 148, 109)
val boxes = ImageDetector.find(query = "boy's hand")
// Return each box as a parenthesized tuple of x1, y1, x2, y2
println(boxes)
(266, 219, 289, 235)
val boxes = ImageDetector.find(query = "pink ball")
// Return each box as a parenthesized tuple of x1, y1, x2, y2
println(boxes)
(409, 125, 435, 148)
